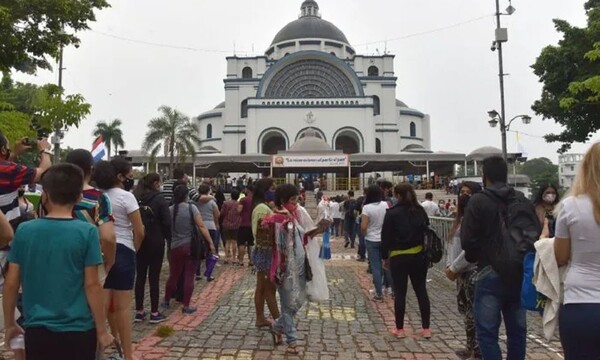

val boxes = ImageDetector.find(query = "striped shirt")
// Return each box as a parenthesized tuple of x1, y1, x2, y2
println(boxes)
(0, 161, 36, 221)
(74, 188, 113, 226)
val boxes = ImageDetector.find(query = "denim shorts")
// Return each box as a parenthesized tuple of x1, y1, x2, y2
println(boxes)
(104, 244, 136, 291)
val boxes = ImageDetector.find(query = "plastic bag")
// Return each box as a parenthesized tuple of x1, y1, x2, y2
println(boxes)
(307, 238, 329, 301)
(319, 229, 331, 260)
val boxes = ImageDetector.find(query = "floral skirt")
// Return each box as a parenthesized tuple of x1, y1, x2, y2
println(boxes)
(252, 246, 272, 273)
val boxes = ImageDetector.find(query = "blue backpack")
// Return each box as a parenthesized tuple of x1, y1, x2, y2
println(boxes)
(521, 251, 546, 312)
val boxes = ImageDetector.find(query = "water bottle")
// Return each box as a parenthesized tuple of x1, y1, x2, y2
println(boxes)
(10, 334, 25, 360)
(10, 334, 24, 349)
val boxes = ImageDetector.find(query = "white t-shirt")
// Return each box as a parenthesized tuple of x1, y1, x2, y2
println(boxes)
(421, 200, 440, 217)
(105, 188, 139, 251)
(330, 201, 342, 219)
(361, 201, 389, 242)
(555, 195, 600, 304)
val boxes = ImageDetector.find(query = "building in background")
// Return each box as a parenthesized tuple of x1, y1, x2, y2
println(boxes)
(559, 153, 583, 189)
(195, 0, 431, 156)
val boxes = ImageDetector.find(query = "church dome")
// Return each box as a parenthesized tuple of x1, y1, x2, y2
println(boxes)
(287, 128, 334, 153)
(271, 1, 350, 46)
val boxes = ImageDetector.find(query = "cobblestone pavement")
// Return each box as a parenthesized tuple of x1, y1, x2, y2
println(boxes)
(0, 236, 564, 359)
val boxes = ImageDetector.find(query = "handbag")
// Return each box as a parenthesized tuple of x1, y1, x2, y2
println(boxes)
(188, 204, 207, 260)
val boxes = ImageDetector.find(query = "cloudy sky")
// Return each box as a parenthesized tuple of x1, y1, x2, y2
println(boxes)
(14, 0, 593, 162)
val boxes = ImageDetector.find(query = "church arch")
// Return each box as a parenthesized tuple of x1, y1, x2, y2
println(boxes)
(242, 67, 253, 79)
(333, 127, 363, 154)
(258, 128, 289, 155)
(295, 127, 327, 142)
(373, 95, 381, 116)
(410, 122, 417, 137)
(368, 66, 379, 77)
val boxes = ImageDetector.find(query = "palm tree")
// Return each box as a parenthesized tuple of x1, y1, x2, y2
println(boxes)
(92, 119, 125, 160)
(142, 106, 202, 178)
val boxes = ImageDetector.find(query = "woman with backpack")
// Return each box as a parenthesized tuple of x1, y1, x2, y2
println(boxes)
(555, 143, 600, 360)
(445, 181, 482, 359)
(382, 183, 431, 339)
(163, 185, 215, 314)
(132, 173, 171, 324)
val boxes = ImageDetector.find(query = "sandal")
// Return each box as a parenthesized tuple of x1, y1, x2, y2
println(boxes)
(286, 344, 299, 354)
(255, 320, 272, 328)
(269, 324, 283, 346)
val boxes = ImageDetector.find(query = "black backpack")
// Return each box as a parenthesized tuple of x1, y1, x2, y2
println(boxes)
(138, 193, 159, 228)
(484, 189, 541, 283)
(424, 226, 443, 266)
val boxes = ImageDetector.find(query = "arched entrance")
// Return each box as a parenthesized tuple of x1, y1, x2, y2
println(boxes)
(261, 130, 287, 155)
(334, 130, 361, 154)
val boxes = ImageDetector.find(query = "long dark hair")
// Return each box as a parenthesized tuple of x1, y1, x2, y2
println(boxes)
(252, 178, 275, 211)
(533, 184, 560, 207)
(393, 183, 421, 211)
(133, 173, 160, 199)
(172, 185, 189, 224)
(449, 181, 482, 239)
(364, 185, 383, 205)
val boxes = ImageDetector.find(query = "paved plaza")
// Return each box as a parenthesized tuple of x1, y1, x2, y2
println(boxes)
(120, 237, 562, 360)
(0, 236, 564, 360)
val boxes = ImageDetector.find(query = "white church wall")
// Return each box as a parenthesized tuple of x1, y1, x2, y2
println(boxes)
(246, 106, 374, 154)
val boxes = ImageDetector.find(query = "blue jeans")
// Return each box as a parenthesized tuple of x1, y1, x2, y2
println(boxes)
(358, 230, 366, 260)
(344, 218, 356, 246)
(474, 266, 526, 360)
(275, 284, 300, 345)
(365, 240, 392, 297)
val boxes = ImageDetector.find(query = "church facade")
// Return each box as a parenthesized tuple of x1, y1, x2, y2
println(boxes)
(196, 0, 432, 157)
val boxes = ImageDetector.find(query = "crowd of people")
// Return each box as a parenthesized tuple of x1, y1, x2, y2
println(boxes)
(0, 128, 599, 360)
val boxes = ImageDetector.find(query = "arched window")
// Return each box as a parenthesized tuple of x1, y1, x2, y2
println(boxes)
(240, 139, 246, 155)
(410, 122, 416, 137)
(376, 138, 382, 154)
(368, 66, 379, 77)
(372, 95, 380, 116)
(241, 99, 248, 118)
(206, 124, 213, 139)
(242, 67, 253, 79)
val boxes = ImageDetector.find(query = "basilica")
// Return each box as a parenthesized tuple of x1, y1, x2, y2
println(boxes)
(195, 0, 432, 157)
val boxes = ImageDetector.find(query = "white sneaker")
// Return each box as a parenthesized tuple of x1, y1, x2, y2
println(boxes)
(385, 287, 394, 296)
(369, 289, 376, 295)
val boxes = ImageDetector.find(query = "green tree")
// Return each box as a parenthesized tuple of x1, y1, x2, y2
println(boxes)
(0, 75, 89, 143)
(531, 0, 600, 153)
(142, 106, 201, 178)
(92, 119, 125, 160)
(0, 0, 110, 73)
(519, 158, 560, 196)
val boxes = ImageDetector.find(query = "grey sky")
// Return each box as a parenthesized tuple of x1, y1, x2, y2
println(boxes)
(15, 0, 592, 162)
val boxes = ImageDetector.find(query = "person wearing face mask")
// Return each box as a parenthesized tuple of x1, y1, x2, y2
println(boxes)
(446, 182, 482, 360)
(533, 184, 560, 238)
(132, 173, 171, 324)
(92, 159, 144, 360)
(268, 184, 329, 354)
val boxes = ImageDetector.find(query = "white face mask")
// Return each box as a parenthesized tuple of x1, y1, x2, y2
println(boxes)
(543, 194, 556, 204)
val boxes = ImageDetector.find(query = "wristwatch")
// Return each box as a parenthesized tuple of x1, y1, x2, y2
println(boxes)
(40, 150, 53, 156)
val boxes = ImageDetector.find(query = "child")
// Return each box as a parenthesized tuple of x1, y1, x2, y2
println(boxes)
(3, 164, 113, 360)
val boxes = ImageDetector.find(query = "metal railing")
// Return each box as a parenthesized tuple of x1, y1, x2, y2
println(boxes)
(429, 216, 455, 273)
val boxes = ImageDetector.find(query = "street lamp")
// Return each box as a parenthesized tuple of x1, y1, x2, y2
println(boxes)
(490, 0, 517, 163)
(487, 110, 532, 160)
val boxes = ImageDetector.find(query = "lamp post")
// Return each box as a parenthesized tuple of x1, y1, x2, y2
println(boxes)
(490, 0, 516, 162)
(487, 110, 532, 160)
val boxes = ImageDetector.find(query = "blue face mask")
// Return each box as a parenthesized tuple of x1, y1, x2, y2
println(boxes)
(265, 190, 276, 202)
